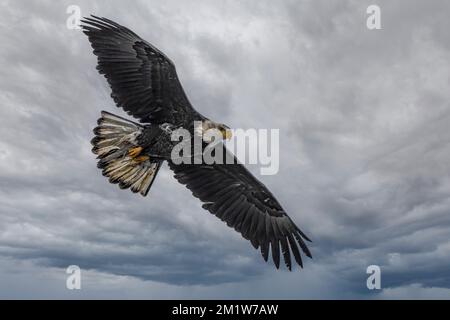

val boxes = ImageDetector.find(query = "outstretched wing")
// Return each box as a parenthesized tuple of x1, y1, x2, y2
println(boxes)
(81, 16, 201, 125)
(169, 146, 312, 270)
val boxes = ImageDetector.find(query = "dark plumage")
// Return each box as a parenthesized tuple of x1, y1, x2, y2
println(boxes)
(168, 146, 312, 270)
(82, 15, 312, 270)
(81, 15, 202, 125)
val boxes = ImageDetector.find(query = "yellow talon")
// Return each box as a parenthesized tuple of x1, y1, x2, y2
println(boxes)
(128, 146, 143, 158)
(134, 155, 150, 163)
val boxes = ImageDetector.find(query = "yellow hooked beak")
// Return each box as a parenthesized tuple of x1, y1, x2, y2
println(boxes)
(225, 129, 232, 140)
(221, 128, 232, 140)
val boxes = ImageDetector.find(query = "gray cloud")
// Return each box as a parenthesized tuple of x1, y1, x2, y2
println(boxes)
(0, 0, 450, 298)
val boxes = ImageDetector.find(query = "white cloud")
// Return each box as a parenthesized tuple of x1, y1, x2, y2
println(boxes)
(379, 284, 450, 300)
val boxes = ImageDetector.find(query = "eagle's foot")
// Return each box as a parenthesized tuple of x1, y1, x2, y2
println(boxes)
(133, 155, 150, 163)
(128, 146, 143, 158)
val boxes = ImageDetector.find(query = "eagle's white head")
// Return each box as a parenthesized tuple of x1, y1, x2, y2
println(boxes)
(194, 120, 232, 143)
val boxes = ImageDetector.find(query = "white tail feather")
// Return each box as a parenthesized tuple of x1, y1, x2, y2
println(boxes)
(91, 111, 161, 196)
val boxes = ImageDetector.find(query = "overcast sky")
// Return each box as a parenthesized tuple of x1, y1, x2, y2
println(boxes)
(1, 0, 450, 299)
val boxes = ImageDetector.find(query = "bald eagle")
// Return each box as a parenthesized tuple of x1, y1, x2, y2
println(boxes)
(81, 16, 312, 270)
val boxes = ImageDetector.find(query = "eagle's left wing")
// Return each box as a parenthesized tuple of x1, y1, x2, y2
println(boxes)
(169, 146, 312, 270)
(81, 16, 201, 125)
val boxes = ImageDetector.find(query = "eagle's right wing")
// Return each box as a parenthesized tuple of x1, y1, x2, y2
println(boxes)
(81, 16, 201, 125)
(169, 145, 312, 270)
